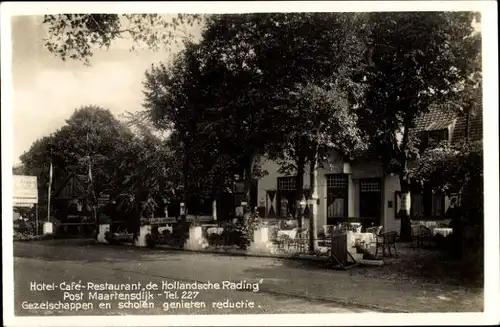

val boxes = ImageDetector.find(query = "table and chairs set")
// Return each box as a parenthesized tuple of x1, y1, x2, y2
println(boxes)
(269, 222, 401, 258)
(266, 219, 454, 258)
(411, 220, 453, 248)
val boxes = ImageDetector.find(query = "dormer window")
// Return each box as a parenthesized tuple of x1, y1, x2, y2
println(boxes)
(419, 128, 449, 150)
(427, 129, 449, 147)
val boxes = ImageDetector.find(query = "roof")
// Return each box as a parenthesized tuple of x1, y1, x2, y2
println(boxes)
(412, 105, 483, 144)
(451, 109, 483, 144)
(353, 106, 483, 161)
(53, 172, 88, 200)
(412, 106, 456, 133)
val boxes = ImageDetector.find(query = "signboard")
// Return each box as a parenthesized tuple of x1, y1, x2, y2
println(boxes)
(141, 217, 178, 225)
(140, 216, 214, 225)
(13, 175, 38, 207)
(186, 215, 213, 222)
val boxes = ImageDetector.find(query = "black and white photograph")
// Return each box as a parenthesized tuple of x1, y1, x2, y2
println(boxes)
(2, 1, 498, 326)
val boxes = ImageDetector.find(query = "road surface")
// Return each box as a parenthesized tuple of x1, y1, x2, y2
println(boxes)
(12, 240, 374, 316)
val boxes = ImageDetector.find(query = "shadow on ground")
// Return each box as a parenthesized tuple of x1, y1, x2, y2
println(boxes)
(13, 239, 185, 263)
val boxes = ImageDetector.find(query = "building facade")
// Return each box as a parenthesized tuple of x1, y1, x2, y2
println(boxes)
(256, 107, 482, 234)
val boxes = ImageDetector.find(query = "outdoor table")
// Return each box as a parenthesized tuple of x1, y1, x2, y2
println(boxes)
(432, 228, 453, 237)
(277, 229, 298, 239)
(416, 221, 438, 229)
(354, 232, 375, 248)
(206, 227, 224, 235)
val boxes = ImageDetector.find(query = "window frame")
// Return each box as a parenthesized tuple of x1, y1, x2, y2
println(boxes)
(409, 189, 446, 221)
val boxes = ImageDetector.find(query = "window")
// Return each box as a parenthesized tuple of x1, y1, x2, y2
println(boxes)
(428, 129, 449, 147)
(420, 129, 449, 150)
(278, 177, 296, 191)
(326, 174, 348, 224)
(327, 175, 348, 188)
(410, 193, 424, 217)
(360, 179, 381, 192)
(431, 192, 445, 217)
(277, 177, 296, 218)
(410, 190, 445, 219)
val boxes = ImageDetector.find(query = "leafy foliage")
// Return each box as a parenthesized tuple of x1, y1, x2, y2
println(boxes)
(410, 139, 483, 261)
(358, 12, 481, 240)
(361, 12, 481, 169)
(409, 140, 483, 196)
(38, 13, 483, 245)
(19, 106, 172, 223)
(42, 14, 204, 65)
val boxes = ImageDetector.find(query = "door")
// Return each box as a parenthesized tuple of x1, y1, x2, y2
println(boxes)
(326, 174, 348, 225)
(359, 178, 382, 226)
(277, 176, 296, 218)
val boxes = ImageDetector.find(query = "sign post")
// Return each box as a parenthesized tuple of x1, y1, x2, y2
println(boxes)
(13, 175, 38, 207)
(13, 175, 40, 235)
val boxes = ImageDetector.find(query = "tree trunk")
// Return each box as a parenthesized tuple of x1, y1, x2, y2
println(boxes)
(398, 175, 412, 241)
(398, 116, 412, 242)
(294, 154, 306, 229)
(243, 153, 256, 223)
(308, 152, 318, 254)
(133, 185, 142, 244)
(180, 147, 190, 248)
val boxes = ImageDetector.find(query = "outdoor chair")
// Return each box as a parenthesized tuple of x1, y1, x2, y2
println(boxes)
(375, 231, 398, 257)
(291, 229, 308, 253)
(366, 225, 383, 236)
(277, 234, 292, 250)
(412, 225, 433, 248)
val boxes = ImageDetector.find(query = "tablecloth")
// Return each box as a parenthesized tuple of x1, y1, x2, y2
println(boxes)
(432, 228, 453, 237)
(206, 227, 224, 235)
(354, 232, 375, 247)
(278, 229, 298, 239)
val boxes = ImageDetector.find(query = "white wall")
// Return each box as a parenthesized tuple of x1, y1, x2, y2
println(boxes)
(383, 174, 454, 233)
(383, 174, 401, 232)
(258, 155, 454, 235)
(257, 153, 345, 234)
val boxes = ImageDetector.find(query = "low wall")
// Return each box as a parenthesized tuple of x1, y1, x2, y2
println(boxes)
(134, 225, 151, 247)
(43, 222, 54, 235)
(97, 224, 110, 244)
(184, 226, 207, 250)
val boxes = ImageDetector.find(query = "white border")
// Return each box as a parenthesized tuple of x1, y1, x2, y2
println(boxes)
(2, 1, 498, 326)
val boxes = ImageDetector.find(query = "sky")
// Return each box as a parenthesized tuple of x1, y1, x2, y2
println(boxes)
(10, 15, 201, 166)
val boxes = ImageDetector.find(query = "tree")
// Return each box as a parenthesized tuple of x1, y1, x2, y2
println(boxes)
(196, 14, 368, 224)
(282, 82, 367, 251)
(142, 13, 368, 238)
(42, 14, 204, 65)
(142, 17, 281, 226)
(19, 106, 172, 230)
(360, 12, 481, 240)
(252, 13, 367, 229)
(18, 135, 55, 219)
(196, 15, 285, 216)
(142, 41, 222, 240)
